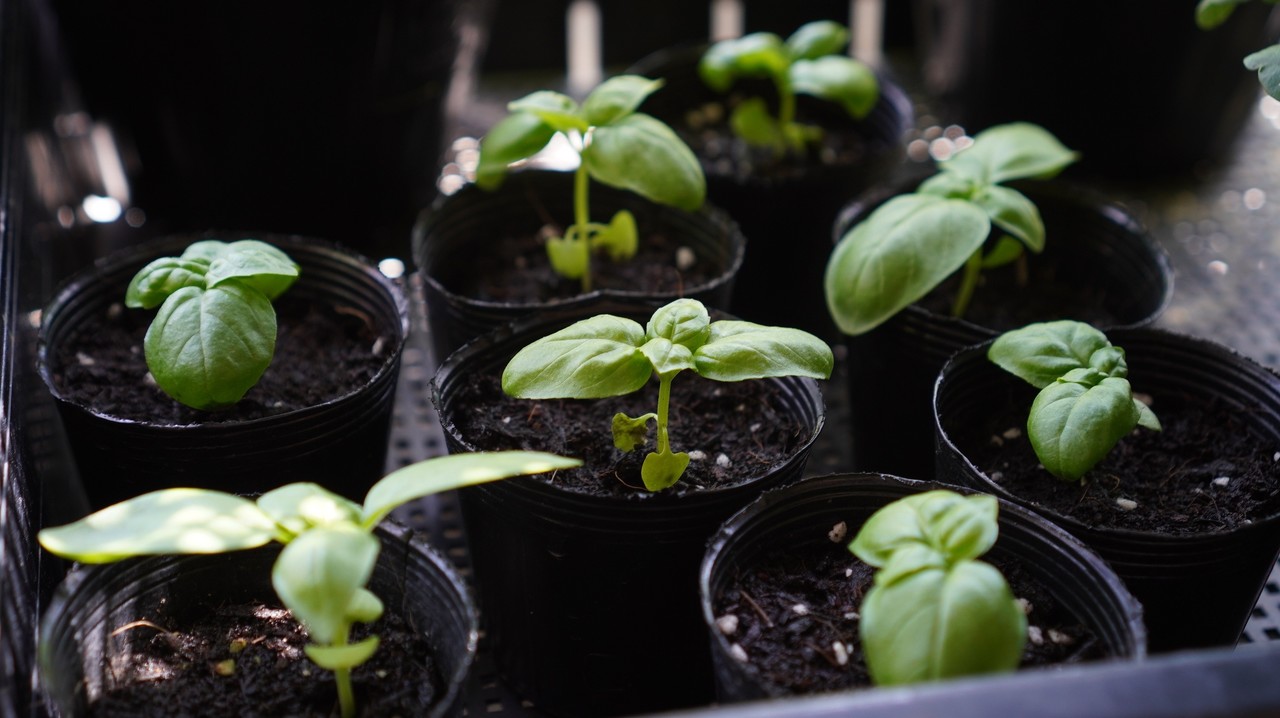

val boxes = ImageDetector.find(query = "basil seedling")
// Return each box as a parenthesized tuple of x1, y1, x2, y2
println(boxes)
(849, 490, 1026, 686)
(699, 20, 879, 155)
(824, 122, 1079, 335)
(475, 75, 706, 294)
(988, 320, 1161, 481)
(1196, 0, 1280, 100)
(38, 451, 580, 718)
(501, 298, 832, 491)
(124, 239, 300, 410)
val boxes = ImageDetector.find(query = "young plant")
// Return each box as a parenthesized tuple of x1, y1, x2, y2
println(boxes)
(849, 490, 1026, 686)
(500, 298, 833, 491)
(698, 20, 880, 155)
(124, 239, 300, 410)
(1196, 0, 1280, 100)
(824, 122, 1079, 336)
(38, 451, 581, 718)
(474, 75, 706, 294)
(988, 320, 1161, 481)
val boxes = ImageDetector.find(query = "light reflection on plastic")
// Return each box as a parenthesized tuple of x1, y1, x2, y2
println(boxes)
(378, 258, 406, 279)
(82, 195, 122, 223)
(1208, 260, 1229, 276)
(1244, 188, 1266, 210)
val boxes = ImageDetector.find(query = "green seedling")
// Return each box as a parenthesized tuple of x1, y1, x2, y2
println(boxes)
(500, 298, 832, 491)
(124, 240, 300, 410)
(824, 122, 1079, 336)
(475, 75, 706, 294)
(849, 490, 1026, 686)
(988, 320, 1161, 481)
(1196, 0, 1280, 100)
(699, 20, 879, 154)
(38, 451, 581, 718)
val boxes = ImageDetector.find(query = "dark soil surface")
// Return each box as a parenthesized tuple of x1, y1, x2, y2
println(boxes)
(956, 391, 1280, 535)
(917, 256, 1121, 332)
(88, 602, 443, 717)
(448, 371, 813, 500)
(713, 536, 1105, 696)
(446, 227, 725, 304)
(48, 295, 394, 425)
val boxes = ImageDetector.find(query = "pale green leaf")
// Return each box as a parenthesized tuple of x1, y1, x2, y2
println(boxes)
(973, 185, 1045, 252)
(501, 314, 652, 399)
(346, 588, 385, 624)
(693, 321, 833, 381)
(850, 490, 998, 568)
(1136, 399, 1162, 431)
(942, 122, 1079, 185)
(361, 452, 582, 527)
(785, 20, 849, 60)
(546, 234, 588, 279)
(37, 489, 276, 563)
(789, 56, 879, 119)
(585, 114, 706, 210)
(305, 636, 380, 671)
(1196, 0, 1247, 29)
(257, 483, 362, 537)
(144, 282, 276, 410)
(980, 236, 1025, 269)
(988, 320, 1115, 389)
(271, 526, 379, 645)
(508, 90, 587, 134)
(583, 75, 664, 127)
(699, 32, 789, 91)
(645, 298, 711, 350)
(125, 258, 210, 309)
(476, 113, 558, 190)
(639, 337, 695, 377)
(203, 240, 300, 300)
(1028, 376, 1142, 480)
(728, 98, 788, 151)
(641, 448, 691, 491)
(590, 209, 638, 262)
(612, 412, 654, 451)
(1244, 44, 1280, 101)
(824, 194, 991, 336)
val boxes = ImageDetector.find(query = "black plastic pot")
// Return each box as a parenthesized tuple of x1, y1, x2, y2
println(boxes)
(934, 329, 1280, 653)
(431, 298, 827, 717)
(626, 44, 913, 338)
(701, 473, 1147, 702)
(412, 169, 746, 363)
(913, 0, 1278, 179)
(837, 179, 1172, 482)
(37, 233, 409, 514)
(38, 522, 478, 717)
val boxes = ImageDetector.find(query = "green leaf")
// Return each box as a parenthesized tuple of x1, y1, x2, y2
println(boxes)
(546, 234, 588, 279)
(1196, 0, 1247, 29)
(508, 90, 587, 134)
(980, 236, 1025, 269)
(361, 452, 582, 528)
(257, 483, 362, 537)
(305, 636, 380, 671)
(204, 240, 300, 300)
(972, 185, 1045, 252)
(585, 113, 706, 211)
(861, 561, 1025, 686)
(502, 314, 652, 399)
(917, 172, 977, 199)
(988, 321, 1115, 389)
(1028, 375, 1143, 480)
(785, 20, 849, 60)
(144, 282, 277, 410)
(639, 337, 694, 377)
(872, 542, 948, 586)
(641, 448, 691, 491)
(693, 321, 833, 381)
(824, 194, 991, 336)
(612, 412, 654, 451)
(37, 488, 277, 563)
(699, 32, 789, 91)
(849, 491, 999, 568)
(125, 258, 210, 309)
(583, 75, 664, 127)
(942, 122, 1079, 185)
(346, 587, 385, 624)
(728, 98, 788, 152)
(789, 56, 879, 119)
(179, 240, 231, 263)
(590, 209, 638, 262)
(476, 112, 558, 190)
(271, 526, 380, 645)
(1136, 399, 1163, 431)
(645, 298, 711, 350)
(1244, 44, 1280, 101)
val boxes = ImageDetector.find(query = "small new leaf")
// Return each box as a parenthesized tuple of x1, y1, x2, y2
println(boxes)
(508, 91, 586, 134)
(785, 20, 850, 60)
(988, 320, 1115, 389)
(591, 210, 638, 262)
(583, 75, 664, 127)
(546, 235, 589, 279)
(1028, 375, 1144, 481)
(789, 56, 879, 119)
(125, 258, 210, 309)
(612, 412, 654, 451)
